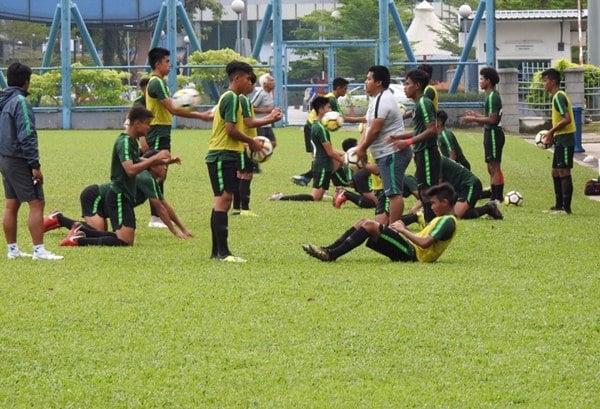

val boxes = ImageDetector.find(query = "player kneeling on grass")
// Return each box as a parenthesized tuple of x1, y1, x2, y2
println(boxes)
(302, 183, 457, 263)
(44, 151, 192, 245)
(53, 107, 169, 246)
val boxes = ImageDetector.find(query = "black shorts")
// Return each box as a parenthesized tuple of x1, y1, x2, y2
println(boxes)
(207, 159, 238, 196)
(365, 225, 417, 262)
(257, 127, 276, 142)
(456, 179, 483, 208)
(105, 190, 136, 230)
(374, 190, 388, 216)
(303, 123, 312, 153)
(0, 155, 44, 202)
(483, 127, 505, 163)
(146, 125, 172, 151)
(80, 184, 108, 218)
(352, 169, 372, 194)
(552, 144, 574, 169)
(237, 151, 255, 173)
(312, 168, 332, 190)
(414, 147, 441, 190)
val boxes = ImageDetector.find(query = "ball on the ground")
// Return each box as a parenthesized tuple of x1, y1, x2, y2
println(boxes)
(503, 190, 524, 206)
(321, 111, 344, 132)
(245, 136, 274, 163)
(172, 88, 200, 111)
(534, 130, 551, 149)
(344, 146, 365, 171)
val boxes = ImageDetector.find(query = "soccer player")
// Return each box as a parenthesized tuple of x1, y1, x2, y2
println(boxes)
(268, 96, 345, 202)
(461, 66, 505, 203)
(302, 183, 458, 263)
(59, 106, 170, 246)
(354, 65, 411, 223)
(418, 63, 439, 112)
(0, 63, 63, 260)
(143, 47, 212, 228)
(541, 68, 576, 214)
(436, 110, 471, 170)
(206, 61, 264, 263)
(232, 72, 282, 216)
(291, 76, 365, 186)
(133, 77, 149, 107)
(386, 68, 440, 223)
(45, 152, 193, 244)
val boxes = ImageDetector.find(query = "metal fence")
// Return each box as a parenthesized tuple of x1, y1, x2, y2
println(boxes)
(584, 70, 600, 121)
(517, 61, 551, 116)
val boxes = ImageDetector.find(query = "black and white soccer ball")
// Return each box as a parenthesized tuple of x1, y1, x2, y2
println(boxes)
(503, 190, 524, 206)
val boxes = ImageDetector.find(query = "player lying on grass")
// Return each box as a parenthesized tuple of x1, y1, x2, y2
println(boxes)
(44, 151, 192, 245)
(302, 183, 457, 263)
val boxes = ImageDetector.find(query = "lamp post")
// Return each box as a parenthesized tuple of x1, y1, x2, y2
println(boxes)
(458, 4, 472, 48)
(231, 0, 245, 55)
(183, 35, 190, 76)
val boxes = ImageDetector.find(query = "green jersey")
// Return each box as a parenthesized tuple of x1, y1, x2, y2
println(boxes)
(483, 90, 502, 131)
(110, 133, 140, 203)
(439, 156, 478, 191)
(311, 121, 333, 172)
(134, 170, 164, 206)
(438, 128, 467, 164)
(206, 90, 244, 163)
(411, 95, 437, 153)
(552, 90, 576, 146)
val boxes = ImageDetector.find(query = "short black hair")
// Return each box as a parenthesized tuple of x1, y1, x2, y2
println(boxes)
(249, 71, 257, 85)
(426, 182, 457, 206)
(311, 95, 330, 112)
(368, 65, 391, 89)
(128, 105, 154, 123)
(138, 77, 150, 88)
(417, 63, 433, 79)
(541, 68, 561, 84)
(342, 137, 358, 152)
(480, 66, 499, 86)
(437, 110, 448, 126)
(332, 77, 349, 90)
(405, 69, 430, 91)
(7, 62, 32, 87)
(226, 61, 253, 81)
(148, 47, 170, 69)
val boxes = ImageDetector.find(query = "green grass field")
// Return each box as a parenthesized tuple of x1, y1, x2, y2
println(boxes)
(1, 126, 599, 408)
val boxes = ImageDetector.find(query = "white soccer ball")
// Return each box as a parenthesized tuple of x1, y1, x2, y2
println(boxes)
(344, 146, 364, 171)
(245, 136, 274, 163)
(172, 88, 200, 111)
(503, 190, 524, 207)
(321, 111, 344, 132)
(534, 130, 551, 149)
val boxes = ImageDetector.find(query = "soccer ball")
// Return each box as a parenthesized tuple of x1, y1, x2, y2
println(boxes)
(245, 136, 274, 163)
(534, 130, 551, 149)
(321, 111, 344, 131)
(503, 190, 524, 207)
(172, 88, 200, 111)
(344, 146, 364, 171)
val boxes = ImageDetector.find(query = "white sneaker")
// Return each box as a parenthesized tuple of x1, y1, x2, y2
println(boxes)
(32, 250, 64, 260)
(148, 216, 167, 228)
(7, 250, 33, 259)
(267, 192, 284, 201)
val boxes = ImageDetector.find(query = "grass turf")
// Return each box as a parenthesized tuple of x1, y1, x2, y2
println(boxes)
(1, 127, 599, 408)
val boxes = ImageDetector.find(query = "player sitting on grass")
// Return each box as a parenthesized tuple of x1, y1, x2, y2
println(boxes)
(268, 96, 344, 202)
(44, 151, 192, 245)
(302, 183, 457, 263)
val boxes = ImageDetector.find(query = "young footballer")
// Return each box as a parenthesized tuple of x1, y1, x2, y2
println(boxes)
(540, 68, 576, 214)
(436, 110, 471, 170)
(461, 67, 505, 203)
(302, 183, 458, 263)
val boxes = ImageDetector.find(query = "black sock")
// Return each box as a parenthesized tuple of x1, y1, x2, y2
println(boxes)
(232, 176, 241, 210)
(328, 227, 371, 260)
(480, 188, 492, 199)
(462, 204, 488, 220)
(302, 169, 313, 179)
(343, 190, 361, 206)
(78, 236, 127, 246)
(491, 184, 504, 202)
(212, 210, 230, 257)
(279, 194, 314, 201)
(553, 176, 563, 209)
(324, 227, 357, 250)
(56, 213, 77, 229)
(399, 213, 418, 225)
(210, 209, 218, 258)
(560, 175, 573, 212)
(239, 179, 251, 210)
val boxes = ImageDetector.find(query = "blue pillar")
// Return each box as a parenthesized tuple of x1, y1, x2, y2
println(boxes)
(378, 0, 389, 66)
(272, 0, 283, 127)
(60, 0, 72, 129)
(42, 5, 61, 68)
(485, 0, 496, 67)
(388, 0, 416, 65)
(252, 2, 273, 60)
(573, 105, 585, 153)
